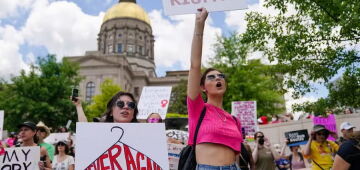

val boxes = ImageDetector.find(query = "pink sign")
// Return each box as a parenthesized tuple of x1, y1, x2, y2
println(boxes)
(313, 114, 337, 141)
(232, 101, 258, 136)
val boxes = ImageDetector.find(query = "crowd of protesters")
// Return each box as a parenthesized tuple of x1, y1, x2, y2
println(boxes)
(1, 8, 360, 170)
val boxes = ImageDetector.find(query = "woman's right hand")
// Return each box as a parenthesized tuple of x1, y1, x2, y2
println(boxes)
(195, 8, 208, 24)
(71, 96, 81, 106)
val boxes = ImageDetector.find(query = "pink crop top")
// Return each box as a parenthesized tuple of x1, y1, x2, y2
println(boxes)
(187, 94, 242, 152)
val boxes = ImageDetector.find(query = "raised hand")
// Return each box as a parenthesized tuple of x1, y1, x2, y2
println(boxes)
(195, 8, 208, 24)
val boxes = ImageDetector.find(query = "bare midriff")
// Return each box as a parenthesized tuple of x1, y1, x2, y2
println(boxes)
(195, 143, 236, 166)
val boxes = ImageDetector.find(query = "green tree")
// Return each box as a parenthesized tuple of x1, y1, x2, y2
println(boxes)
(242, 0, 360, 97)
(168, 79, 188, 115)
(0, 55, 81, 131)
(85, 79, 122, 121)
(211, 34, 286, 116)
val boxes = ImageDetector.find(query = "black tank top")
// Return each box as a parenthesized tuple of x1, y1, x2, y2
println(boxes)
(239, 143, 251, 170)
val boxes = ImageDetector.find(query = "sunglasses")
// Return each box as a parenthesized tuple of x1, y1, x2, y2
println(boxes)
(116, 101, 136, 110)
(206, 73, 225, 80)
(148, 118, 161, 123)
(316, 131, 329, 136)
(256, 135, 264, 138)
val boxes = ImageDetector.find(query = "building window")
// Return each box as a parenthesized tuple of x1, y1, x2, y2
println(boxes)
(134, 87, 140, 96)
(138, 46, 143, 54)
(108, 44, 113, 53)
(86, 82, 95, 102)
(117, 43, 122, 53)
(127, 44, 135, 53)
(139, 36, 142, 40)
(118, 33, 122, 38)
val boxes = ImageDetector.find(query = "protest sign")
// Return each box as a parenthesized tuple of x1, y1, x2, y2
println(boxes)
(137, 86, 172, 120)
(232, 101, 258, 136)
(162, 0, 248, 15)
(76, 123, 169, 170)
(167, 143, 186, 170)
(44, 133, 70, 144)
(285, 129, 309, 146)
(313, 114, 337, 141)
(0, 146, 40, 170)
(0, 110, 3, 140)
(166, 129, 188, 143)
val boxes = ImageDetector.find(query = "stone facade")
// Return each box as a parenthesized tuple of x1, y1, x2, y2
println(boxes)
(65, 1, 187, 102)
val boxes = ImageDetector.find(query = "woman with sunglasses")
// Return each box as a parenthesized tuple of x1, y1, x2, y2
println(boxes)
(252, 131, 280, 170)
(303, 124, 339, 170)
(187, 8, 242, 170)
(52, 141, 74, 170)
(73, 91, 138, 123)
(147, 113, 163, 123)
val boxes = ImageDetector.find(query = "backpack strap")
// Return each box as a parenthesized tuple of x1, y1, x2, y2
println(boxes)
(193, 107, 207, 145)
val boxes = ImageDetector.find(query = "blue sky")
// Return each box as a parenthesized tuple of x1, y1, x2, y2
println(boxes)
(0, 0, 331, 112)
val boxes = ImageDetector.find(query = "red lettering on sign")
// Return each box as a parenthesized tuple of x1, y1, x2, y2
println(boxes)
(108, 144, 122, 170)
(124, 145, 137, 169)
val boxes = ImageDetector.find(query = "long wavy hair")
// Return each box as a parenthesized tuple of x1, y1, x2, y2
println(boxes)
(102, 91, 138, 123)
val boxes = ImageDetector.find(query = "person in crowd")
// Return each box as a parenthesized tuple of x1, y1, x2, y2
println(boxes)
(73, 91, 138, 123)
(252, 131, 280, 170)
(271, 115, 281, 124)
(187, 8, 242, 169)
(238, 129, 255, 170)
(258, 115, 269, 125)
(275, 143, 290, 170)
(57, 126, 68, 133)
(303, 124, 339, 170)
(337, 122, 356, 145)
(52, 141, 75, 170)
(17, 121, 52, 169)
(146, 113, 163, 123)
(36, 121, 55, 161)
(332, 131, 360, 170)
(343, 108, 353, 114)
(6, 132, 17, 147)
(280, 140, 306, 170)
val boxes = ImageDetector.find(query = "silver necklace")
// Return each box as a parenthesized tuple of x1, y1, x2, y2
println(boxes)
(214, 108, 227, 122)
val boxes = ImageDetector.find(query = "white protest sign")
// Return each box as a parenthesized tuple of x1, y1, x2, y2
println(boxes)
(162, 0, 248, 15)
(75, 123, 169, 170)
(0, 110, 4, 140)
(0, 146, 40, 170)
(137, 86, 172, 119)
(232, 101, 258, 136)
(166, 129, 188, 143)
(167, 143, 186, 170)
(44, 133, 70, 144)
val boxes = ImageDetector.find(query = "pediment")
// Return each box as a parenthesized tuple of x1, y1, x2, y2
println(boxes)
(76, 56, 119, 67)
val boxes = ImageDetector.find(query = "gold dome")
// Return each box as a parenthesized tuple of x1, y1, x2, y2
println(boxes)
(103, 2, 151, 25)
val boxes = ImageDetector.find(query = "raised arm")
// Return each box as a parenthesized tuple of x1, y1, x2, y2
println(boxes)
(72, 97, 88, 122)
(187, 8, 208, 100)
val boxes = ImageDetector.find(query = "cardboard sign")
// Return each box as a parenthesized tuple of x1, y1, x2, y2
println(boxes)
(166, 129, 188, 143)
(0, 146, 40, 170)
(137, 86, 172, 120)
(313, 114, 337, 141)
(75, 123, 169, 170)
(285, 129, 309, 146)
(0, 110, 3, 140)
(232, 101, 258, 136)
(167, 143, 186, 170)
(162, 0, 248, 15)
(44, 133, 70, 144)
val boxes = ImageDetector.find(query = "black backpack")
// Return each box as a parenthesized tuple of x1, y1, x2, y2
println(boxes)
(178, 107, 206, 170)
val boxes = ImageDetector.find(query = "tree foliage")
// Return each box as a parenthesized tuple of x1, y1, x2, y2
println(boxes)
(0, 55, 81, 131)
(168, 79, 188, 115)
(85, 79, 122, 121)
(210, 34, 286, 116)
(242, 0, 360, 97)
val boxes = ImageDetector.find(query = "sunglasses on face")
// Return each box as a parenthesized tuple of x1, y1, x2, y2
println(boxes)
(148, 118, 161, 123)
(316, 131, 329, 136)
(206, 73, 225, 80)
(116, 101, 136, 110)
(256, 135, 264, 138)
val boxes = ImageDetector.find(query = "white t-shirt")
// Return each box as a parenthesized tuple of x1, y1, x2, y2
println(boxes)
(52, 155, 75, 170)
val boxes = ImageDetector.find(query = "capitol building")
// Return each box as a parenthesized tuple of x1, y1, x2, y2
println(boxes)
(66, 0, 188, 102)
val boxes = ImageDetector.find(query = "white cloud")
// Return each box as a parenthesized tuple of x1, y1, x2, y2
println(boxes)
(21, 0, 104, 60)
(0, 0, 34, 18)
(149, 10, 222, 69)
(0, 25, 29, 80)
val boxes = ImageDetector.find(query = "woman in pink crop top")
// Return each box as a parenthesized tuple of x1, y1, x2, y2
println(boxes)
(187, 8, 242, 170)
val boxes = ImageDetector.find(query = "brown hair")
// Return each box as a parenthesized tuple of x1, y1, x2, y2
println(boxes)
(254, 131, 264, 140)
(103, 91, 138, 123)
